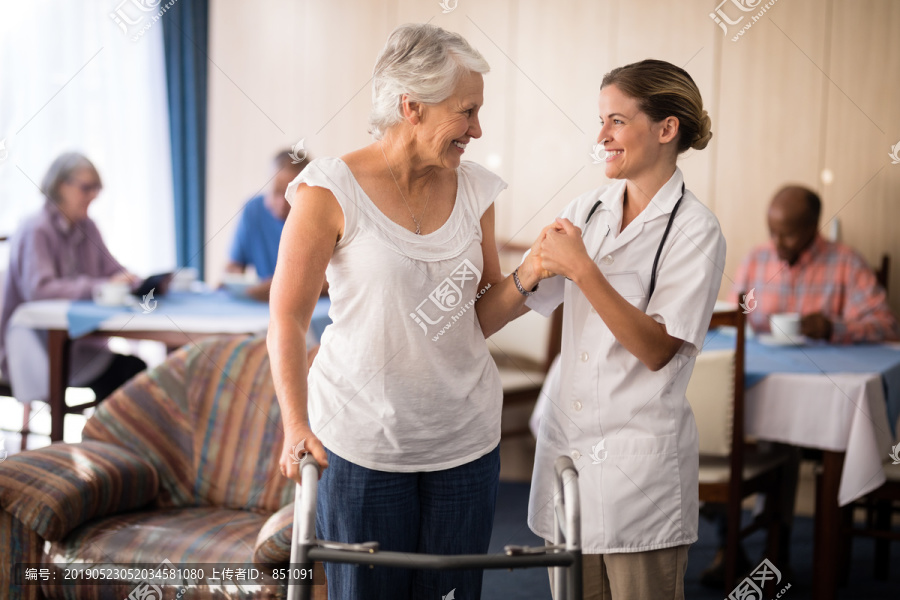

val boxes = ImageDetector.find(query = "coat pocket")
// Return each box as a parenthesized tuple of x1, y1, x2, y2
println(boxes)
(600, 434, 685, 549)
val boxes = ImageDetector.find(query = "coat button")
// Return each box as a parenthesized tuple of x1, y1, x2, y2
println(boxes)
(572, 400, 583, 411)
(602, 254, 614, 265)
(571, 450, 581, 460)
(580, 351, 589, 362)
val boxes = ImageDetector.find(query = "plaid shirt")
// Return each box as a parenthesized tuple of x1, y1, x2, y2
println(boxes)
(730, 235, 900, 344)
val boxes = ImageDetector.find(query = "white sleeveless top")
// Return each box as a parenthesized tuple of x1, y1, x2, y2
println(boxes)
(285, 157, 506, 472)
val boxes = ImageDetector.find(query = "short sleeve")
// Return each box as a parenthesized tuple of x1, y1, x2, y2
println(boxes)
(285, 158, 360, 248)
(459, 161, 507, 218)
(646, 205, 726, 355)
(526, 275, 565, 317)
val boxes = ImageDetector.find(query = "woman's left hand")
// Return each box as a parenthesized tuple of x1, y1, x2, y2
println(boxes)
(538, 218, 593, 281)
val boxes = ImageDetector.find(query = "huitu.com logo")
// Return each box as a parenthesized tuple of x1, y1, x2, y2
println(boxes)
(139, 288, 157, 314)
(709, 0, 781, 42)
(290, 139, 308, 164)
(726, 558, 790, 600)
(109, 0, 180, 42)
(740, 288, 757, 314)
(291, 439, 308, 464)
(438, 0, 458, 13)
(889, 140, 900, 165)
(589, 439, 607, 465)
(409, 259, 491, 341)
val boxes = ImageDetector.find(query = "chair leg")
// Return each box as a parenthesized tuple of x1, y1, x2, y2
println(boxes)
(20, 401, 31, 452)
(724, 500, 742, 592)
(763, 470, 783, 597)
(873, 500, 891, 580)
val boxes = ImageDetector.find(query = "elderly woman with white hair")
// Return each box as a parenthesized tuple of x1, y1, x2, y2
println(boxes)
(0, 152, 147, 411)
(268, 23, 546, 599)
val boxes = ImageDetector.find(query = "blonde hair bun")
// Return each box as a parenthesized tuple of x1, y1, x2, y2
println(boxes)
(691, 109, 713, 150)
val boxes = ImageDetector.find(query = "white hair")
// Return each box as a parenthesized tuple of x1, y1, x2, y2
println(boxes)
(369, 23, 490, 140)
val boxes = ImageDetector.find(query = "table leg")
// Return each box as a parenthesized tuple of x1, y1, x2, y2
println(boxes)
(47, 329, 71, 443)
(812, 450, 844, 600)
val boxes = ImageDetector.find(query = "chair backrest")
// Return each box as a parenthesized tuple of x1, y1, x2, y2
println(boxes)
(685, 307, 746, 462)
(82, 335, 292, 513)
(685, 349, 735, 456)
(875, 254, 890, 295)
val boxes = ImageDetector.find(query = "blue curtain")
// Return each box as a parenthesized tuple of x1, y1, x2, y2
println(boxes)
(162, 0, 209, 277)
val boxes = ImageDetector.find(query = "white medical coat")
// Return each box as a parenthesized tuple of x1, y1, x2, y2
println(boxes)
(526, 168, 726, 553)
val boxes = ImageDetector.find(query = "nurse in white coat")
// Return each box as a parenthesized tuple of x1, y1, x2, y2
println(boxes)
(527, 59, 725, 599)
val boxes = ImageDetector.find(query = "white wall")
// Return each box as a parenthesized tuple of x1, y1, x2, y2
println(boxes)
(206, 0, 900, 315)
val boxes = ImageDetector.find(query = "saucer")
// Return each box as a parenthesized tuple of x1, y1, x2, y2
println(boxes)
(758, 333, 805, 347)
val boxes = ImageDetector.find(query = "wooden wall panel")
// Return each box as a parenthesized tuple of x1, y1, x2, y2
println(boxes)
(205, 0, 899, 324)
(712, 0, 830, 297)
(822, 0, 900, 314)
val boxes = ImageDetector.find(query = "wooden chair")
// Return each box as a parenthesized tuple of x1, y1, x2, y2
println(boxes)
(837, 459, 900, 582)
(687, 304, 790, 593)
(874, 254, 890, 295)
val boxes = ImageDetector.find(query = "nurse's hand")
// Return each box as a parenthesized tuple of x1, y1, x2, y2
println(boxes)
(539, 219, 594, 282)
(279, 424, 329, 485)
(524, 223, 558, 281)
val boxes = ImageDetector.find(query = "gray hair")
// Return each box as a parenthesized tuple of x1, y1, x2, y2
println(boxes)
(369, 23, 490, 140)
(41, 152, 101, 203)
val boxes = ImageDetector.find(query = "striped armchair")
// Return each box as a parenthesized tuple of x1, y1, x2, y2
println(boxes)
(0, 335, 318, 600)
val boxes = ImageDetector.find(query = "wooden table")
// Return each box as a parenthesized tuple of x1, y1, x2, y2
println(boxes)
(8, 292, 331, 442)
(705, 331, 900, 599)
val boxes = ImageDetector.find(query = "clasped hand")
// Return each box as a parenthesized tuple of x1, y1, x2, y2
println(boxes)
(529, 218, 592, 282)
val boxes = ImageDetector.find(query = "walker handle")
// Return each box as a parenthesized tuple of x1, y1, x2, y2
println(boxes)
(287, 453, 322, 600)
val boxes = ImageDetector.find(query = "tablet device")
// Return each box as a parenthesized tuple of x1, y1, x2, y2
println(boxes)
(132, 272, 174, 298)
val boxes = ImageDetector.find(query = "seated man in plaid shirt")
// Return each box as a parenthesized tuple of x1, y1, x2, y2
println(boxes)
(701, 184, 900, 588)
(732, 184, 899, 342)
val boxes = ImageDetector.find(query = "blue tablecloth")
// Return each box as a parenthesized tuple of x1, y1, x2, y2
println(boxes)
(67, 291, 332, 341)
(704, 328, 900, 435)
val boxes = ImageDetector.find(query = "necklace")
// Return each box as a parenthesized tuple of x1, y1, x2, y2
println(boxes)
(379, 141, 433, 235)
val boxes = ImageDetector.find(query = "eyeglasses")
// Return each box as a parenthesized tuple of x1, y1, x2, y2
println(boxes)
(67, 179, 102, 194)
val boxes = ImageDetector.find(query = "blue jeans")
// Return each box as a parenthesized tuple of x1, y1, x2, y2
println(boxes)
(316, 445, 501, 600)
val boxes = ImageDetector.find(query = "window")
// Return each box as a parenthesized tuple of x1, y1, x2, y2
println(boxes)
(0, 0, 174, 274)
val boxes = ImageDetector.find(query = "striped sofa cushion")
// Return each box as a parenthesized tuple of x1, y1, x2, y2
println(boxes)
(83, 335, 293, 514)
(0, 440, 158, 541)
(0, 509, 45, 600)
(254, 502, 293, 565)
(41, 507, 283, 600)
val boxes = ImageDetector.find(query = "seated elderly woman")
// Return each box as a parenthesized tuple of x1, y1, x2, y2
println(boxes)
(0, 152, 147, 411)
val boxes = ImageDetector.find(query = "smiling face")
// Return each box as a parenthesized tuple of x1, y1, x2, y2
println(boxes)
(596, 84, 675, 182)
(413, 70, 484, 169)
(56, 168, 101, 223)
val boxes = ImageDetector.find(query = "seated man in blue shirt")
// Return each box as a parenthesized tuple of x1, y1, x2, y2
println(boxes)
(225, 149, 322, 301)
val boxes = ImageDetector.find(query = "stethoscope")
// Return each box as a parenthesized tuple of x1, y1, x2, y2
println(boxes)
(582, 182, 685, 301)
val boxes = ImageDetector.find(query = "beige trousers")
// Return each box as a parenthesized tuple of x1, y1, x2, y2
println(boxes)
(550, 545, 690, 600)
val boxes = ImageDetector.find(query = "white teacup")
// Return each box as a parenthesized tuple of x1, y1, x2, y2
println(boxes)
(93, 281, 132, 306)
(769, 312, 801, 343)
(169, 267, 198, 293)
